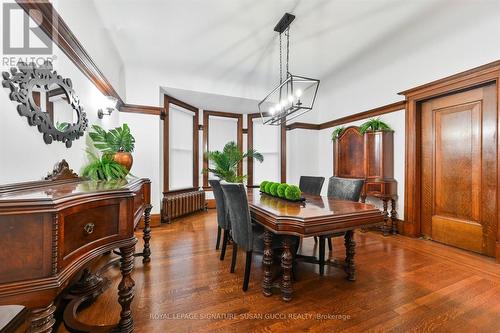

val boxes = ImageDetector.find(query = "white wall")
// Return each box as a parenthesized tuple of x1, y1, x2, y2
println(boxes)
(119, 113, 161, 214)
(55, 0, 126, 98)
(0, 8, 120, 184)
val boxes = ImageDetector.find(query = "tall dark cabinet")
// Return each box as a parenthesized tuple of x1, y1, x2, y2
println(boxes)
(334, 126, 398, 235)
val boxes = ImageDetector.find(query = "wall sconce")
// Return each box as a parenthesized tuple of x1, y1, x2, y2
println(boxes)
(98, 96, 118, 119)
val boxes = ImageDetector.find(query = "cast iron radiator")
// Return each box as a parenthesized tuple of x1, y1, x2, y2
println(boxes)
(161, 189, 206, 223)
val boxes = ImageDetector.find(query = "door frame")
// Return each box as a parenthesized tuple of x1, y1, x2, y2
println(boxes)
(399, 60, 500, 261)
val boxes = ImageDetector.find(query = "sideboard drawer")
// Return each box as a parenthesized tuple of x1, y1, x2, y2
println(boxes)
(62, 203, 120, 259)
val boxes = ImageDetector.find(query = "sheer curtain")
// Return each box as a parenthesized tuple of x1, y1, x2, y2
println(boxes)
(169, 105, 194, 190)
(253, 117, 280, 184)
(208, 116, 238, 181)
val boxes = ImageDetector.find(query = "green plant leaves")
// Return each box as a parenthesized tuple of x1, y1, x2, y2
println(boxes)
(82, 153, 128, 181)
(331, 126, 345, 141)
(89, 124, 135, 153)
(202, 141, 264, 182)
(359, 118, 392, 134)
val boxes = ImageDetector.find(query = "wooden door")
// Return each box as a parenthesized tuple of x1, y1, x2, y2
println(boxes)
(421, 84, 497, 256)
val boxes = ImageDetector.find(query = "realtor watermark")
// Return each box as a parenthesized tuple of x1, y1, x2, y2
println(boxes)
(2, 2, 55, 67)
(149, 312, 351, 321)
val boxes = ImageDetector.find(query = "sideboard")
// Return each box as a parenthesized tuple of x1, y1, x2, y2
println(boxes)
(0, 160, 152, 332)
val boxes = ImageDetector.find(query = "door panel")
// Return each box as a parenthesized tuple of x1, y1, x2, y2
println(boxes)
(421, 84, 497, 256)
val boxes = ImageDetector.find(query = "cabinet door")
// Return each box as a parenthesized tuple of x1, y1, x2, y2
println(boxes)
(334, 127, 365, 178)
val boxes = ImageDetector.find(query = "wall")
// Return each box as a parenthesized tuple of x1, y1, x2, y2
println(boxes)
(55, 0, 126, 98)
(0, 1, 125, 185)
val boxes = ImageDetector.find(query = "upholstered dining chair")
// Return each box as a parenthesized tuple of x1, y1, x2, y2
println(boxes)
(220, 183, 299, 291)
(301, 176, 325, 245)
(299, 176, 325, 196)
(317, 176, 365, 275)
(209, 179, 231, 261)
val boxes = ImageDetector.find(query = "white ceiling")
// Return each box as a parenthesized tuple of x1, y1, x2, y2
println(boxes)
(84, 0, 499, 113)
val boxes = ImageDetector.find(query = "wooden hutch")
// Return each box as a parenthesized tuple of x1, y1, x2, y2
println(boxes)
(334, 126, 398, 235)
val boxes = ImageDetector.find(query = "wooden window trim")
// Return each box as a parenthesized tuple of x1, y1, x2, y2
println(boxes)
(203, 111, 243, 187)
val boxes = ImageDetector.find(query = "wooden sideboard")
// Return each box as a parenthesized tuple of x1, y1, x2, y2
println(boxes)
(0, 160, 152, 332)
(334, 126, 398, 235)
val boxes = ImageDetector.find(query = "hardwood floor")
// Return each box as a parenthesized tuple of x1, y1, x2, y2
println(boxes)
(58, 210, 500, 333)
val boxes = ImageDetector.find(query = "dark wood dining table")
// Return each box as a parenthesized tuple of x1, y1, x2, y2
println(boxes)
(247, 188, 385, 302)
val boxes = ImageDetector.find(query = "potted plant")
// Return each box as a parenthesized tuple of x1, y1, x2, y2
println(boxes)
(359, 118, 392, 134)
(203, 141, 263, 183)
(89, 124, 135, 171)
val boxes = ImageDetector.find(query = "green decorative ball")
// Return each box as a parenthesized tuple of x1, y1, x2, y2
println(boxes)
(270, 183, 280, 196)
(260, 181, 269, 192)
(285, 185, 301, 200)
(277, 183, 289, 198)
(264, 182, 274, 194)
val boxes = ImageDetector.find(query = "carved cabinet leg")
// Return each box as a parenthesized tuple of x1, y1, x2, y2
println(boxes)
(344, 230, 356, 281)
(280, 238, 293, 302)
(382, 199, 389, 236)
(390, 198, 398, 235)
(28, 302, 56, 333)
(117, 239, 137, 333)
(262, 229, 274, 297)
(142, 204, 153, 263)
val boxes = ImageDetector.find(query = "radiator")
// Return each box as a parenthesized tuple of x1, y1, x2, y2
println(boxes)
(161, 189, 206, 223)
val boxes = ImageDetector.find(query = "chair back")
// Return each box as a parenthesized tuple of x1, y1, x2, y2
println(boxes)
(299, 176, 325, 195)
(327, 177, 364, 201)
(209, 179, 230, 229)
(220, 183, 254, 251)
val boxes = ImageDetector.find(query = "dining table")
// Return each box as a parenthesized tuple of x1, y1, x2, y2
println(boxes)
(247, 188, 385, 302)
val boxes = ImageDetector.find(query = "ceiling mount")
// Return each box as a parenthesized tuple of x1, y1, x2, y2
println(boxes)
(273, 13, 295, 33)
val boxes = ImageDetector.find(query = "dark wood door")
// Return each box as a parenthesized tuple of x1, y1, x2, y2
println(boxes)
(421, 84, 497, 256)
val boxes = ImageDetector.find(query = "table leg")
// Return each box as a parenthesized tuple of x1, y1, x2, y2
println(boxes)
(382, 199, 389, 236)
(319, 236, 325, 276)
(117, 239, 137, 333)
(262, 230, 274, 297)
(280, 238, 293, 302)
(142, 204, 153, 263)
(344, 230, 356, 281)
(391, 199, 398, 235)
(28, 302, 56, 333)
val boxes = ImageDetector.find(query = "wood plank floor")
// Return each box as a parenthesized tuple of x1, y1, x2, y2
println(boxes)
(59, 210, 500, 333)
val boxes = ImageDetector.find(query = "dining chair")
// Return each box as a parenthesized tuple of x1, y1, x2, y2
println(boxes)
(318, 176, 365, 275)
(221, 183, 299, 291)
(301, 176, 325, 245)
(209, 179, 231, 260)
(299, 176, 325, 195)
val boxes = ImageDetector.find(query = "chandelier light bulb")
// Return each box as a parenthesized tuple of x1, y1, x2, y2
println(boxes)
(288, 95, 294, 103)
(269, 106, 275, 115)
(295, 89, 302, 98)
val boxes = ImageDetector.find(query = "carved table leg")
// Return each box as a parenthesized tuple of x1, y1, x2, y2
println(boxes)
(117, 239, 137, 333)
(390, 198, 398, 235)
(28, 302, 56, 333)
(344, 230, 356, 281)
(262, 230, 274, 297)
(142, 204, 153, 263)
(382, 199, 389, 236)
(280, 238, 293, 302)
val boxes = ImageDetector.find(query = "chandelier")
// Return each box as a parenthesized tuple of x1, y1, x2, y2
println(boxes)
(258, 13, 320, 126)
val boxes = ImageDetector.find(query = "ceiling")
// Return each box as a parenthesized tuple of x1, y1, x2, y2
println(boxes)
(83, 0, 499, 113)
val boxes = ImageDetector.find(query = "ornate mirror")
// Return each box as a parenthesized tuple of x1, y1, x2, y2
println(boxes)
(2, 61, 88, 148)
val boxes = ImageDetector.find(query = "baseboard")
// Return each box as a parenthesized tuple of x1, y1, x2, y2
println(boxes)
(137, 213, 161, 229)
(206, 199, 216, 209)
